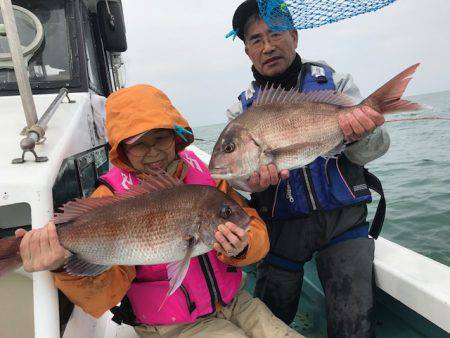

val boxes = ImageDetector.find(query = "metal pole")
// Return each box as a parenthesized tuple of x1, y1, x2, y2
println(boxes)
(38, 88, 72, 130)
(0, 0, 38, 128)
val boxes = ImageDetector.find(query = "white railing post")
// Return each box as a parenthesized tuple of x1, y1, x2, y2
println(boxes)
(30, 191, 60, 338)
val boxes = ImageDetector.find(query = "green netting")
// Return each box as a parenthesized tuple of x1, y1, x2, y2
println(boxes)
(257, 0, 397, 31)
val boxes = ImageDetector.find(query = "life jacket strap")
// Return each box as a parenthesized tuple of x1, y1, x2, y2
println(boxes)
(364, 170, 386, 239)
(264, 222, 371, 272)
(110, 295, 137, 326)
(264, 253, 307, 272)
(319, 222, 370, 252)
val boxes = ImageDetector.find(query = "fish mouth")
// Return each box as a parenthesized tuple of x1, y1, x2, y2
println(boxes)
(210, 173, 234, 180)
(210, 167, 252, 181)
(210, 167, 253, 182)
(210, 172, 244, 181)
(209, 167, 232, 178)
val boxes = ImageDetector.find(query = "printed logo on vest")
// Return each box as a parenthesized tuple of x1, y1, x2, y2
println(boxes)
(353, 184, 368, 192)
(182, 153, 203, 173)
(121, 173, 133, 190)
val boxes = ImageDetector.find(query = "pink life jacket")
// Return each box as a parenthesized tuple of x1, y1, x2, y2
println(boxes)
(99, 150, 243, 325)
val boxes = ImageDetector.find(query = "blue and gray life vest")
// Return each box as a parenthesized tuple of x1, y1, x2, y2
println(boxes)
(239, 63, 385, 239)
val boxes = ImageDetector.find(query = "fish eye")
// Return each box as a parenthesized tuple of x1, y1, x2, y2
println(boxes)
(224, 143, 235, 153)
(220, 205, 232, 219)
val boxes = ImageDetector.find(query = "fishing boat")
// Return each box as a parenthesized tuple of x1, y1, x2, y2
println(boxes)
(0, 1, 449, 337)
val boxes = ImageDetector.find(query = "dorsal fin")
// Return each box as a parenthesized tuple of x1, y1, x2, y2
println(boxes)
(254, 86, 356, 108)
(53, 170, 182, 225)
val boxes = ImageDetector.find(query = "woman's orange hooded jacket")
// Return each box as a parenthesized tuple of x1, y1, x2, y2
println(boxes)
(53, 85, 269, 318)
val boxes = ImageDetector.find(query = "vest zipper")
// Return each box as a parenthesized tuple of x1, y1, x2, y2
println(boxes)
(302, 167, 317, 210)
(271, 180, 282, 217)
(199, 255, 224, 311)
(205, 255, 225, 305)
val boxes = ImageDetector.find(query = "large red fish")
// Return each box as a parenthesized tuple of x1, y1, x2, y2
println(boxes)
(0, 172, 251, 297)
(209, 64, 423, 185)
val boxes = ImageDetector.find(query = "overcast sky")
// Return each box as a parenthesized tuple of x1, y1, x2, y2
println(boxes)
(121, 0, 450, 127)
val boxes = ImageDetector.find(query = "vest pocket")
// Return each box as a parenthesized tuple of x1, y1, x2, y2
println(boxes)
(324, 155, 372, 208)
(251, 170, 312, 220)
(127, 280, 197, 325)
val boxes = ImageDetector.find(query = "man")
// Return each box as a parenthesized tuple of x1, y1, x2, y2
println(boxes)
(226, 1, 390, 337)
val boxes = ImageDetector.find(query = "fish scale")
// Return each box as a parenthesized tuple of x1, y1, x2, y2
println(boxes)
(244, 103, 342, 169)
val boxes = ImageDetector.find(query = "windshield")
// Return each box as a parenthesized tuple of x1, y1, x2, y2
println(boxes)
(0, 0, 75, 89)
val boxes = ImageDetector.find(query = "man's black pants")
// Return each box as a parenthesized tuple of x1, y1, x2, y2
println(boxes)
(254, 206, 375, 338)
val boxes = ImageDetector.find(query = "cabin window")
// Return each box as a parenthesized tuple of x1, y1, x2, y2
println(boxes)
(81, 3, 104, 95)
(0, 0, 79, 91)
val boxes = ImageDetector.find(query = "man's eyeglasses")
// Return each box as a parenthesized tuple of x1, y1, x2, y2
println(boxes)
(246, 31, 284, 50)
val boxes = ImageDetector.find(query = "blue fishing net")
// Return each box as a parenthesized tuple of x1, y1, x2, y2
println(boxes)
(257, 0, 396, 31)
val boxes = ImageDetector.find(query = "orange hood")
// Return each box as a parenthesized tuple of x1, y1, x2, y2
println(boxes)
(105, 84, 194, 171)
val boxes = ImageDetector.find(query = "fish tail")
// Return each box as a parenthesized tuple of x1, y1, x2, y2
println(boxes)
(0, 237, 22, 277)
(361, 63, 424, 114)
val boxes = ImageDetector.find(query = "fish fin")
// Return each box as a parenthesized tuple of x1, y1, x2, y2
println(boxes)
(53, 170, 181, 225)
(158, 237, 196, 312)
(63, 255, 111, 276)
(361, 63, 424, 114)
(271, 142, 324, 169)
(53, 197, 117, 224)
(139, 169, 183, 190)
(270, 141, 320, 156)
(254, 85, 356, 108)
(0, 238, 22, 277)
(272, 142, 346, 162)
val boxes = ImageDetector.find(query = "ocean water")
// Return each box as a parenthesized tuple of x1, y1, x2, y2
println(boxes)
(192, 90, 450, 267)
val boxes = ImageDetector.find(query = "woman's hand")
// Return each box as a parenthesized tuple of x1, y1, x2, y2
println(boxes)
(15, 222, 70, 272)
(214, 222, 249, 258)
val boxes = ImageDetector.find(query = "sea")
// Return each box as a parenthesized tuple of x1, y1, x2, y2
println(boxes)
(192, 90, 450, 267)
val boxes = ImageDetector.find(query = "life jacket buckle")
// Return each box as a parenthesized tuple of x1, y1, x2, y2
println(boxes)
(311, 65, 328, 84)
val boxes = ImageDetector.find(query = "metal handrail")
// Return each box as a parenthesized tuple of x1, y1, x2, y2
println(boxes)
(0, 0, 38, 128)
(38, 88, 74, 130)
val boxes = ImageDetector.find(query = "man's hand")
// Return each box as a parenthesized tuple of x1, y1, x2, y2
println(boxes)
(338, 106, 385, 142)
(15, 222, 70, 272)
(247, 164, 289, 193)
(214, 222, 249, 258)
